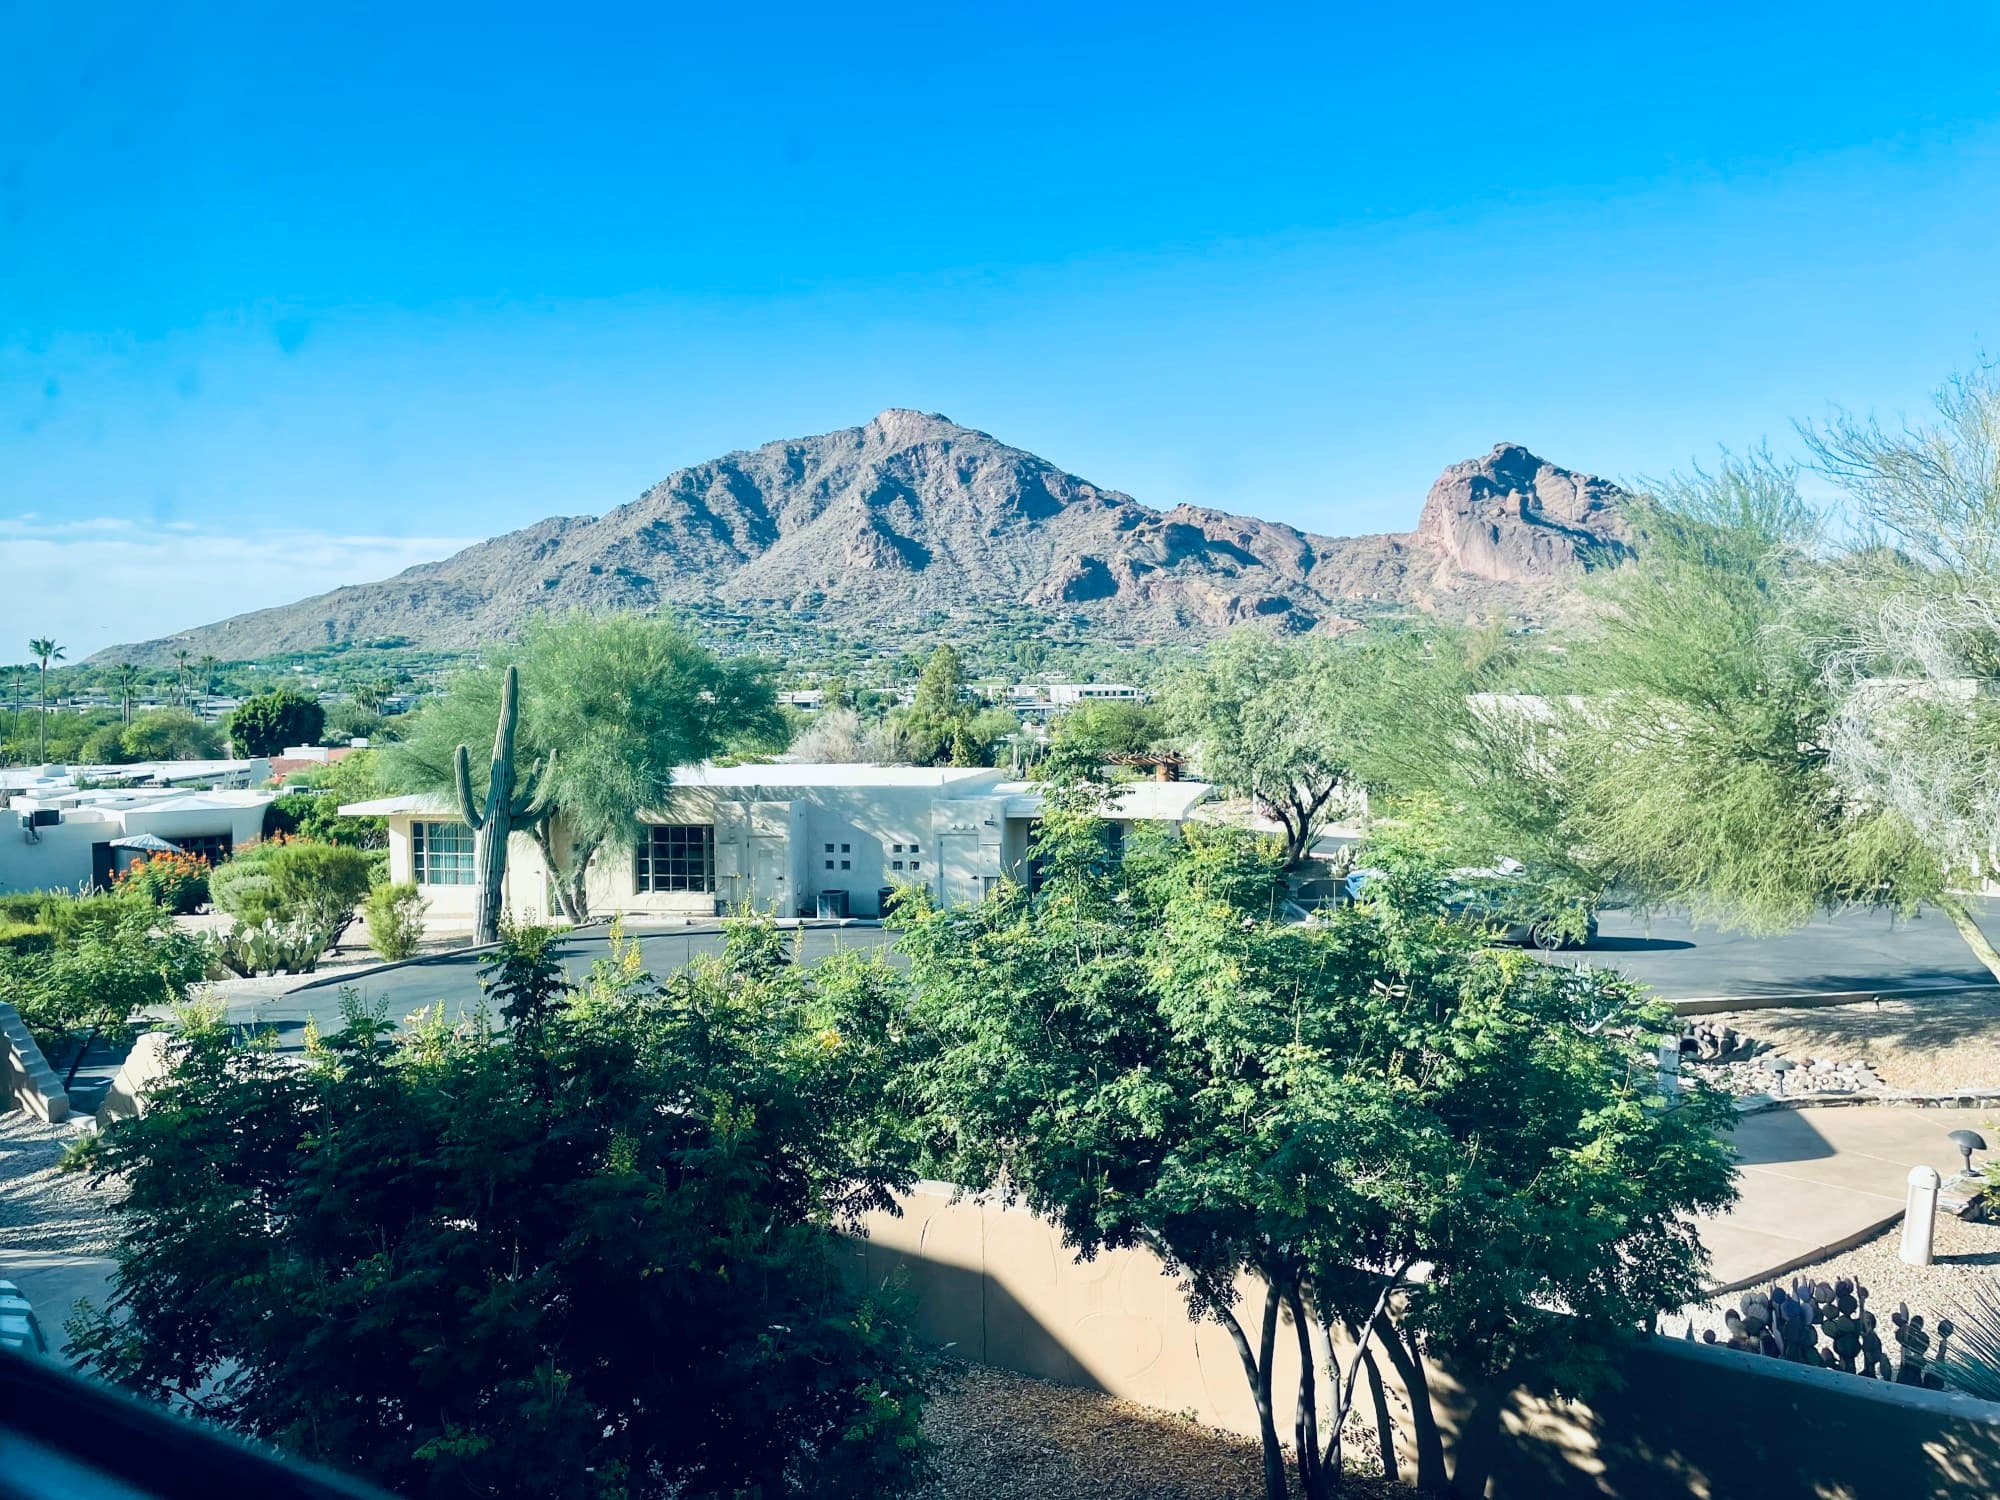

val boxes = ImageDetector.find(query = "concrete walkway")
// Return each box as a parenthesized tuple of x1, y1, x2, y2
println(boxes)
(1696, 1106, 1971, 1292)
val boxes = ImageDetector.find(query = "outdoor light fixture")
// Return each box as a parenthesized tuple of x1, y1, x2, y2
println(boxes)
(1948, 1128, 1988, 1176)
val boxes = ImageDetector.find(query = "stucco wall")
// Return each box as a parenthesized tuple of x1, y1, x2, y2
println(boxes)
(850, 1184, 2000, 1499)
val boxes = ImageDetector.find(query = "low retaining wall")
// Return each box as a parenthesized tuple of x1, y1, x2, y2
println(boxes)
(851, 1183, 2000, 1498)
(0, 1002, 68, 1122)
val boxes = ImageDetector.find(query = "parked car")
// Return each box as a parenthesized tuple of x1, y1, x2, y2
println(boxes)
(0, 1281, 48, 1357)
(1343, 863, 1598, 950)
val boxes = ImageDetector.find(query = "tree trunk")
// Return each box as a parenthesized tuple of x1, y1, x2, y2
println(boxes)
(1215, 1296, 1289, 1500)
(1937, 892, 2000, 983)
(1359, 1346, 1400, 1487)
(1284, 1282, 1328, 1500)
(1376, 1316, 1446, 1495)
(62, 1025, 100, 1088)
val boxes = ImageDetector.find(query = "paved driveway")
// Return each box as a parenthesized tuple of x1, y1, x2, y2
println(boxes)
(221, 924, 897, 1051)
(1533, 900, 2000, 1002)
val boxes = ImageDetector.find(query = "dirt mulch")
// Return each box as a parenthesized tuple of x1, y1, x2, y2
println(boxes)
(918, 1361, 1411, 1500)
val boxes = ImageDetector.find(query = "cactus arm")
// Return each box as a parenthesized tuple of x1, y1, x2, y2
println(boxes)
(453, 744, 485, 831)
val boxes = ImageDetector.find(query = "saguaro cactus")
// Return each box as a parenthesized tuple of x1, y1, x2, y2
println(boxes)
(454, 665, 544, 945)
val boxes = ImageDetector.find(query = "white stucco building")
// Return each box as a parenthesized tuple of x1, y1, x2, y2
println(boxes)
(1, 764, 277, 894)
(341, 763, 1215, 927)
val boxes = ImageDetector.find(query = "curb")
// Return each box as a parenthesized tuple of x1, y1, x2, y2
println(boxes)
(1671, 981, 2000, 1016)
(1734, 1089, 2000, 1116)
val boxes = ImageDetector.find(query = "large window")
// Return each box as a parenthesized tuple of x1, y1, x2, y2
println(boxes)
(412, 821, 476, 886)
(636, 824, 715, 893)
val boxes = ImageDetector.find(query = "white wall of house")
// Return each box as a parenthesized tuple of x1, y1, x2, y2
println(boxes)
(352, 765, 1215, 928)
(0, 790, 274, 894)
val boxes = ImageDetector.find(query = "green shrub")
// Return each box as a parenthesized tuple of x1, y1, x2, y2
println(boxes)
(210, 838, 375, 954)
(113, 852, 211, 914)
(362, 882, 427, 961)
(0, 921, 52, 956)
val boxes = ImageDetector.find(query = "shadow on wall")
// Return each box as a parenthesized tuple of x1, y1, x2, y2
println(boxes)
(845, 1184, 2000, 1500)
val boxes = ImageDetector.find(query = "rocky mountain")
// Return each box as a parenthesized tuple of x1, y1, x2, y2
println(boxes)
(99, 412, 1634, 662)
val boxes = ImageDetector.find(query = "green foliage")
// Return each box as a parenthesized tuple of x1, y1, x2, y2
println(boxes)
(363, 882, 426, 960)
(210, 839, 376, 958)
(1162, 628, 1374, 866)
(388, 612, 780, 919)
(266, 750, 389, 847)
(898, 807, 1736, 1499)
(227, 688, 326, 757)
(0, 898, 210, 1079)
(117, 709, 224, 762)
(1050, 698, 1162, 758)
(73, 926, 932, 1499)
(112, 851, 212, 914)
(1562, 461, 1933, 928)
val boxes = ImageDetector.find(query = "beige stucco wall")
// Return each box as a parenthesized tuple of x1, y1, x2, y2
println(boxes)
(851, 1184, 2000, 1499)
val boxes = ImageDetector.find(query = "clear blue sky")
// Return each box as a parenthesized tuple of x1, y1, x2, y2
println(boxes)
(6, 1, 2000, 654)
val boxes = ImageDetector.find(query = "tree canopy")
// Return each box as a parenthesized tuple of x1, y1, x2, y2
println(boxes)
(228, 688, 326, 758)
(1161, 628, 1373, 866)
(388, 613, 781, 919)
(73, 923, 931, 1500)
(896, 803, 1736, 1500)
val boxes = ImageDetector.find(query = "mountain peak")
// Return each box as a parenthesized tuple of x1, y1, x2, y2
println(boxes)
(861, 408, 978, 447)
(92, 421, 1636, 662)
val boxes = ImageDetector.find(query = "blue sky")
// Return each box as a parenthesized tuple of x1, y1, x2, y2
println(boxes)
(6, 1, 2000, 654)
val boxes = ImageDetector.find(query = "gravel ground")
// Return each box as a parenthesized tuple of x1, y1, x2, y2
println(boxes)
(0, 1111, 116, 1254)
(918, 1362, 1410, 1500)
(1681, 1212, 2000, 1346)
(1701, 991, 2000, 1093)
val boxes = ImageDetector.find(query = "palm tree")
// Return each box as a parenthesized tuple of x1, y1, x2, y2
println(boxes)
(172, 647, 192, 707)
(29, 637, 64, 763)
(115, 663, 140, 725)
(199, 654, 220, 698)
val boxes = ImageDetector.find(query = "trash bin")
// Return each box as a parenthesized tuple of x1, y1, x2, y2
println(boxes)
(816, 889, 850, 919)
(877, 886, 897, 919)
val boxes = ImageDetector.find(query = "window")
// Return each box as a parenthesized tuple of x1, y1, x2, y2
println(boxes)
(412, 821, 476, 886)
(824, 859, 834, 870)
(910, 860, 921, 871)
(891, 860, 904, 871)
(840, 843, 850, 853)
(839, 859, 850, 870)
(824, 843, 834, 853)
(171, 832, 233, 864)
(636, 824, 715, 893)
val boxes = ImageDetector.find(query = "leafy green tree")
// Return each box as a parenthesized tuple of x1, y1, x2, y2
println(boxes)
(389, 613, 780, 923)
(0, 896, 209, 1084)
(1161, 628, 1369, 867)
(228, 688, 326, 757)
(265, 751, 391, 847)
(1807, 368, 2000, 977)
(119, 709, 224, 762)
(29, 635, 63, 761)
(73, 924, 932, 1499)
(898, 803, 1734, 1500)
(1049, 698, 1161, 758)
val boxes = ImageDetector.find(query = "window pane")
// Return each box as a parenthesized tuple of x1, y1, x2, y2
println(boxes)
(636, 825, 715, 893)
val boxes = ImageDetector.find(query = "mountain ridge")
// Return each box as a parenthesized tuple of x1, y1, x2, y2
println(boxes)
(94, 412, 1634, 663)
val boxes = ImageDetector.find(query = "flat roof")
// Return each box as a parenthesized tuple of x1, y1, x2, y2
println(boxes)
(682, 762, 1006, 789)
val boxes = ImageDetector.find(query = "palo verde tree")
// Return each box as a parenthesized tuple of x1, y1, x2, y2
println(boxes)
(71, 921, 932, 1499)
(1161, 628, 1372, 868)
(390, 612, 780, 928)
(1807, 367, 2000, 977)
(897, 799, 1735, 1500)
